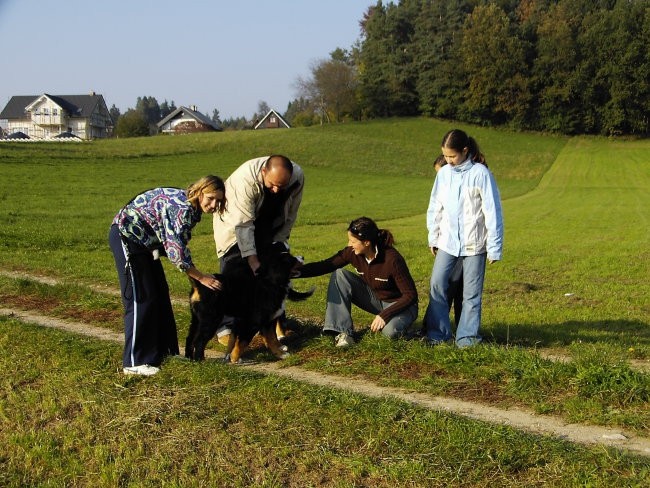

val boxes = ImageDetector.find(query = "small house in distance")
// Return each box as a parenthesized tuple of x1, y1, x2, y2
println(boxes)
(254, 109, 290, 130)
(0, 93, 112, 140)
(157, 106, 222, 134)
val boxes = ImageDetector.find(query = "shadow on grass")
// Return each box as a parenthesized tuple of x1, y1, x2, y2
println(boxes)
(224, 313, 650, 363)
(487, 319, 650, 348)
(236, 316, 324, 362)
(282, 316, 324, 345)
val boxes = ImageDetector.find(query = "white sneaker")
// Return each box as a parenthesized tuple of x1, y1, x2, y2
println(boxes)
(123, 364, 160, 376)
(335, 332, 355, 348)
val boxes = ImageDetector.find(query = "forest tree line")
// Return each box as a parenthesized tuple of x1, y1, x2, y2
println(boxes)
(111, 1, 648, 137)
(290, 0, 649, 136)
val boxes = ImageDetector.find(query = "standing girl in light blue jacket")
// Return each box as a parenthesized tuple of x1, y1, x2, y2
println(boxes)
(423, 129, 504, 347)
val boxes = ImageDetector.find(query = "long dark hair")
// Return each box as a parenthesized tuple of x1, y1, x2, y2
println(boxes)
(348, 217, 394, 249)
(441, 129, 488, 167)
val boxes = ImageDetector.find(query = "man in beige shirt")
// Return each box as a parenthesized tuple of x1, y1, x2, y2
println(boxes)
(212, 155, 304, 343)
(213, 154, 304, 274)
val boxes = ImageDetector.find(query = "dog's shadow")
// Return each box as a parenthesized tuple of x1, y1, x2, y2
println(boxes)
(227, 316, 323, 362)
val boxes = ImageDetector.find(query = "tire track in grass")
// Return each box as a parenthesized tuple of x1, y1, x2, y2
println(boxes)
(2, 306, 650, 458)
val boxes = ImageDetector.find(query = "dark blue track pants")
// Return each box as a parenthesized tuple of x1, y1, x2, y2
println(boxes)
(109, 225, 179, 367)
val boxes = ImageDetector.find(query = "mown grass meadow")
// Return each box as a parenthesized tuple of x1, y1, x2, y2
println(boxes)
(1, 118, 649, 485)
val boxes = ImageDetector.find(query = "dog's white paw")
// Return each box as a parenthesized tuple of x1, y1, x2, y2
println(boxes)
(280, 352, 290, 359)
(280, 344, 289, 352)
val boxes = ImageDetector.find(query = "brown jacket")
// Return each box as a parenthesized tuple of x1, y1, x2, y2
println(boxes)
(298, 246, 418, 321)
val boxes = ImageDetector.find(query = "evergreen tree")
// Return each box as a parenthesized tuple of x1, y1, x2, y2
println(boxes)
(211, 108, 221, 125)
(221, 116, 249, 130)
(358, 2, 393, 117)
(383, 0, 420, 116)
(284, 98, 317, 126)
(159, 100, 176, 120)
(135, 96, 162, 135)
(413, 0, 469, 118)
(108, 104, 121, 126)
(358, 1, 420, 117)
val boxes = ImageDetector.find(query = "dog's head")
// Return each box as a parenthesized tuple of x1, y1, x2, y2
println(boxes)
(257, 251, 303, 284)
(257, 242, 304, 279)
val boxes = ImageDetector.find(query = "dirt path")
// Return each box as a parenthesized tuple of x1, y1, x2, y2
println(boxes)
(2, 305, 650, 458)
(4, 268, 650, 372)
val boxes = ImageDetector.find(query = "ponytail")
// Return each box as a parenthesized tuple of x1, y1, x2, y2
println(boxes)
(377, 229, 394, 248)
(442, 129, 488, 167)
(348, 217, 395, 249)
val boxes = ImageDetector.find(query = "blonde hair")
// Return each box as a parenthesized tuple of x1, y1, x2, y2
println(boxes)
(187, 175, 226, 215)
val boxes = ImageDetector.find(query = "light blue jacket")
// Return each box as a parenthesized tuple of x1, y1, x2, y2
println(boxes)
(427, 159, 504, 261)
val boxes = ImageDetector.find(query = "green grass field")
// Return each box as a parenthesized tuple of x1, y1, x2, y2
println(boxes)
(1, 118, 650, 485)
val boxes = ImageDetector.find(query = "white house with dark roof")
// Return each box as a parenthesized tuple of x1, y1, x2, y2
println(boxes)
(254, 109, 291, 130)
(0, 93, 112, 140)
(157, 105, 222, 134)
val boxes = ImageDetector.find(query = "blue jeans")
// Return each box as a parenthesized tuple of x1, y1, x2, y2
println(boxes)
(423, 250, 486, 347)
(324, 268, 418, 339)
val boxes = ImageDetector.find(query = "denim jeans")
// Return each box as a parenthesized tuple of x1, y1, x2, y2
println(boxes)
(423, 250, 486, 347)
(324, 268, 418, 338)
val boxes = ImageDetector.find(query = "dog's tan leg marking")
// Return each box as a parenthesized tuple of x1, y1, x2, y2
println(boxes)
(275, 318, 285, 339)
(190, 286, 201, 304)
(230, 338, 249, 363)
(262, 328, 289, 359)
(274, 318, 289, 352)
(224, 334, 236, 358)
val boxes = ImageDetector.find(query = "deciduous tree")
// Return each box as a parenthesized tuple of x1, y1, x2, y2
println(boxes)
(295, 48, 359, 123)
(460, 3, 531, 125)
(114, 109, 149, 138)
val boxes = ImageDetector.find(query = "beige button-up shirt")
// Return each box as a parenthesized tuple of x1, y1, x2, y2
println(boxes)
(213, 156, 304, 258)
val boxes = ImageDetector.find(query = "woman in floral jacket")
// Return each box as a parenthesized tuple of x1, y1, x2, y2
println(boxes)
(108, 175, 226, 375)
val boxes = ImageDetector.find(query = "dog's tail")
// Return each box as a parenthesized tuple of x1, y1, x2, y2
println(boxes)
(287, 285, 315, 301)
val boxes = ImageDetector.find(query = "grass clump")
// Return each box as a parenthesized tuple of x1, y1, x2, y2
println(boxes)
(2, 318, 650, 487)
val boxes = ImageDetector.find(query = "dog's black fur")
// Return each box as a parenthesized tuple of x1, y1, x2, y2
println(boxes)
(185, 246, 313, 362)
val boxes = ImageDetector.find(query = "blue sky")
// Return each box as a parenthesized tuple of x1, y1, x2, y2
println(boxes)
(0, 0, 371, 119)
